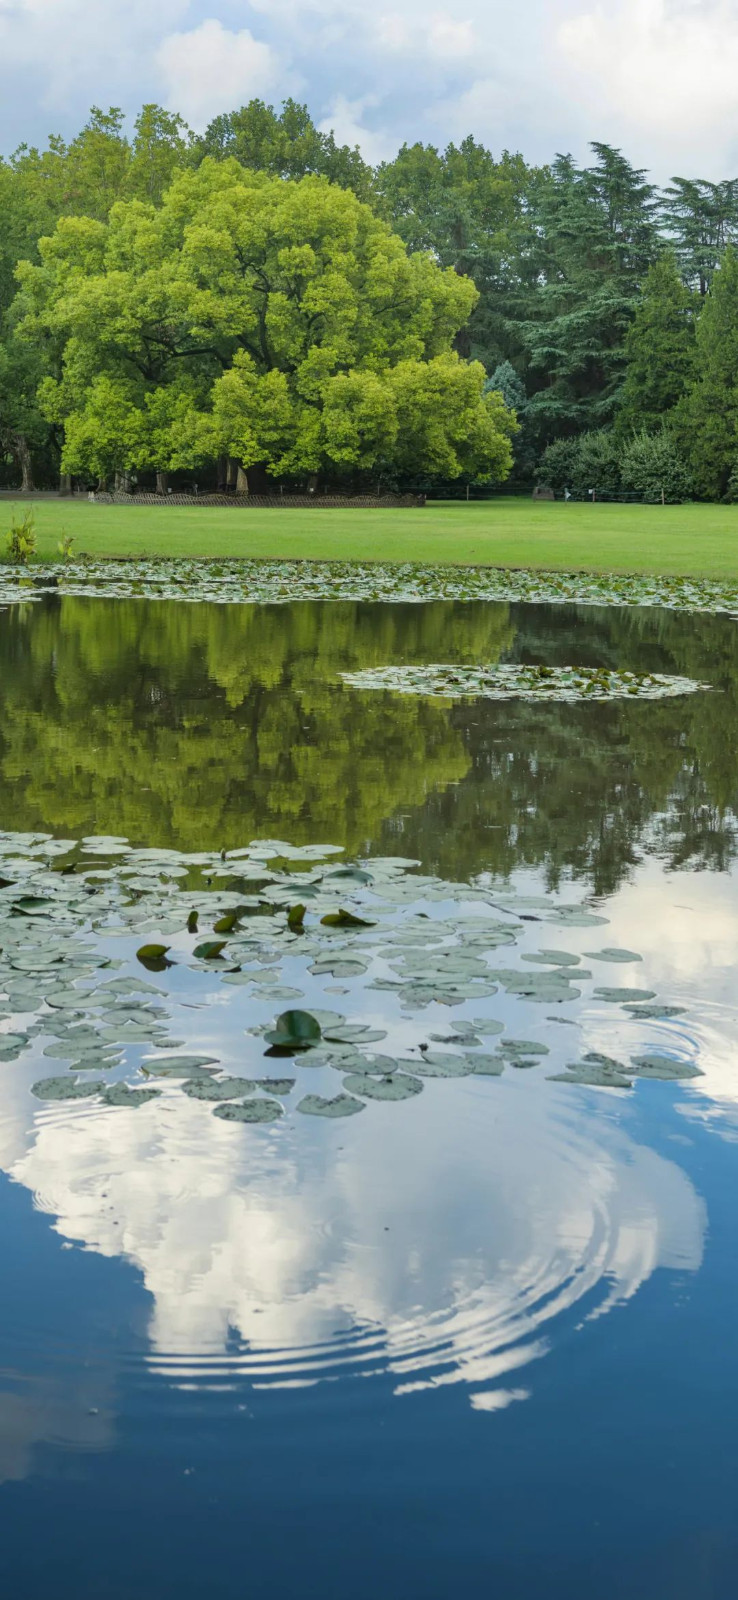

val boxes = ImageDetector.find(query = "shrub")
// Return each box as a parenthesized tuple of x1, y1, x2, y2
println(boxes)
(620, 428, 694, 503)
(57, 531, 74, 561)
(535, 430, 621, 498)
(6, 508, 37, 563)
(534, 436, 580, 496)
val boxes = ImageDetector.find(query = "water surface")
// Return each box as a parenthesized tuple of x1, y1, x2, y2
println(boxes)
(0, 593, 737, 1599)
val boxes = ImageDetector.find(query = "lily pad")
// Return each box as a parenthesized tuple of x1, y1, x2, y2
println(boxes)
(297, 1093, 365, 1117)
(594, 988, 657, 1002)
(213, 1098, 283, 1123)
(264, 1009, 322, 1051)
(549, 1063, 633, 1089)
(182, 1076, 259, 1100)
(31, 1076, 105, 1100)
(343, 1070, 423, 1100)
(100, 1084, 161, 1107)
(623, 1003, 687, 1019)
(630, 1054, 704, 1080)
(585, 948, 643, 963)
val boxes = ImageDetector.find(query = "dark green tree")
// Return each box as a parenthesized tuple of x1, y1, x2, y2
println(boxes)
(191, 98, 374, 200)
(617, 252, 697, 434)
(678, 246, 738, 499)
(660, 177, 738, 296)
(518, 145, 660, 442)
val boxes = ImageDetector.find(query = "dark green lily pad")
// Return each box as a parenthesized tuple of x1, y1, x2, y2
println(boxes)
(264, 1008, 322, 1051)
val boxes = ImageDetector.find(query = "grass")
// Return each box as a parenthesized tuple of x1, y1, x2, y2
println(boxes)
(3, 495, 738, 578)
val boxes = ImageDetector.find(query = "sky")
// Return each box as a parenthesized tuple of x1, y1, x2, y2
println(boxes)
(1, 0, 738, 181)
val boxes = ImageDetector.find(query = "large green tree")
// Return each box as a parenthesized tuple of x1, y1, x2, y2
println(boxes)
(517, 145, 660, 441)
(22, 160, 513, 489)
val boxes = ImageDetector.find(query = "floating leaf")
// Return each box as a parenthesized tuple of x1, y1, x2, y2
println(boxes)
(320, 909, 376, 929)
(213, 1098, 283, 1123)
(192, 940, 227, 960)
(264, 1009, 322, 1051)
(183, 1076, 258, 1101)
(343, 1071, 423, 1100)
(136, 943, 169, 962)
(585, 948, 643, 964)
(630, 1054, 703, 1080)
(101, 1084, 161, 1107)
(297, 1093, 365, 1117)
(31, 1076, 105, 1100)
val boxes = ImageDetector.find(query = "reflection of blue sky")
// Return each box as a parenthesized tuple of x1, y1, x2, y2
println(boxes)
(0, 1041, 704, 1430)
(6, 848, 738, 1484)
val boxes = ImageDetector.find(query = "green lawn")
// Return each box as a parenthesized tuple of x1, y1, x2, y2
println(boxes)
(3, 495, 738, 577)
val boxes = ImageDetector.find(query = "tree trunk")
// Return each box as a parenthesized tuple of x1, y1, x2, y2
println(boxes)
(59, 473, 72, 497)
(217, 455, 228, 493)
(226, 457, 238, 491)
(155, 470, 169, 496)
(236, 463, 249, 494)
(307, 472, 320, 496)
(11, 432, 34, 493)
(96, 476, 108, 493)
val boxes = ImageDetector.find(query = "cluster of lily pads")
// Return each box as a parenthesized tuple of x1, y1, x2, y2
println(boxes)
(340, 663, 705, 702)
(1, 558, 737, 619)
(0, 829, 703, 1126)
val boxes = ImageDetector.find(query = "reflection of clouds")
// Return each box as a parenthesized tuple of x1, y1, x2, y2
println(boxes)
(3, 1074, 704, 1413)
(582, 862, 738, 1127)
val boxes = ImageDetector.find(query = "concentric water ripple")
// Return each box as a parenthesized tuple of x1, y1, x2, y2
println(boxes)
(0, 1079, 704, 1411)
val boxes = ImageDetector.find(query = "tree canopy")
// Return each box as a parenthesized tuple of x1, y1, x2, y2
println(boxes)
(2, 96, 738, 496)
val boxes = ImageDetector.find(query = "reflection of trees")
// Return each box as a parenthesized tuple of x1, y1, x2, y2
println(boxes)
(0, 596, 514, 851)
(379, 604, 738, 894)
(2, 594, 736, 888)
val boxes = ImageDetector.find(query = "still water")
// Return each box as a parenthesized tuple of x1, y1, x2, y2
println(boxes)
(0, 592, 737, 1598)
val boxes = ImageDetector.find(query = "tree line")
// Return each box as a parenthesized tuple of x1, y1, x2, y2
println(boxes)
(2, 99, 738, 498)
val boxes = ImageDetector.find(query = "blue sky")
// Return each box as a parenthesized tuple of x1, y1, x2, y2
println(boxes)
(1, 0, 737, 179)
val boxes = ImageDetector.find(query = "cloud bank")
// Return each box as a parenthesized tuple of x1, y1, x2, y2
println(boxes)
(0, 0, 737, 180)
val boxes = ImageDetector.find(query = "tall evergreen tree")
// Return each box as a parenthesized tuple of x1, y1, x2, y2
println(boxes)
(617, 252, 697, 435)
(678, 246, 738, 499)
(517, 145, 660, 440)
(660, 177, 738, 296)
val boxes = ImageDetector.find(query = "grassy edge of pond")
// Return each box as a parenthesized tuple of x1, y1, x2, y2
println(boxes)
(2, 497, 738, 578)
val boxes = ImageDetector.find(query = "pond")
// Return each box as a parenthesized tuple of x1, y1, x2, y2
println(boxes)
(0, 581, 737, 1599)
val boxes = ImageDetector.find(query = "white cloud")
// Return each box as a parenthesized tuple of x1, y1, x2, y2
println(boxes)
(555, 0, 738, 172)
(1, 0, 738, 179)
(427, 13, 474, 59)
(156, 19, 281, 128)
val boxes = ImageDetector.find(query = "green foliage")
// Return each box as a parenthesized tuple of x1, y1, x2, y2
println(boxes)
(57, 531, 74, 560)
(618, 254, 697, 435)
(620, 428, 694, 503)
(660, 178, 738, 296)
(520, 147, 660, 442)
(191, 98, 374, 200)
(678, 247, 738, 499)
(535, 431, 621, 498)
(24, 161, 513, 487)
(6, 507, 36, 562)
